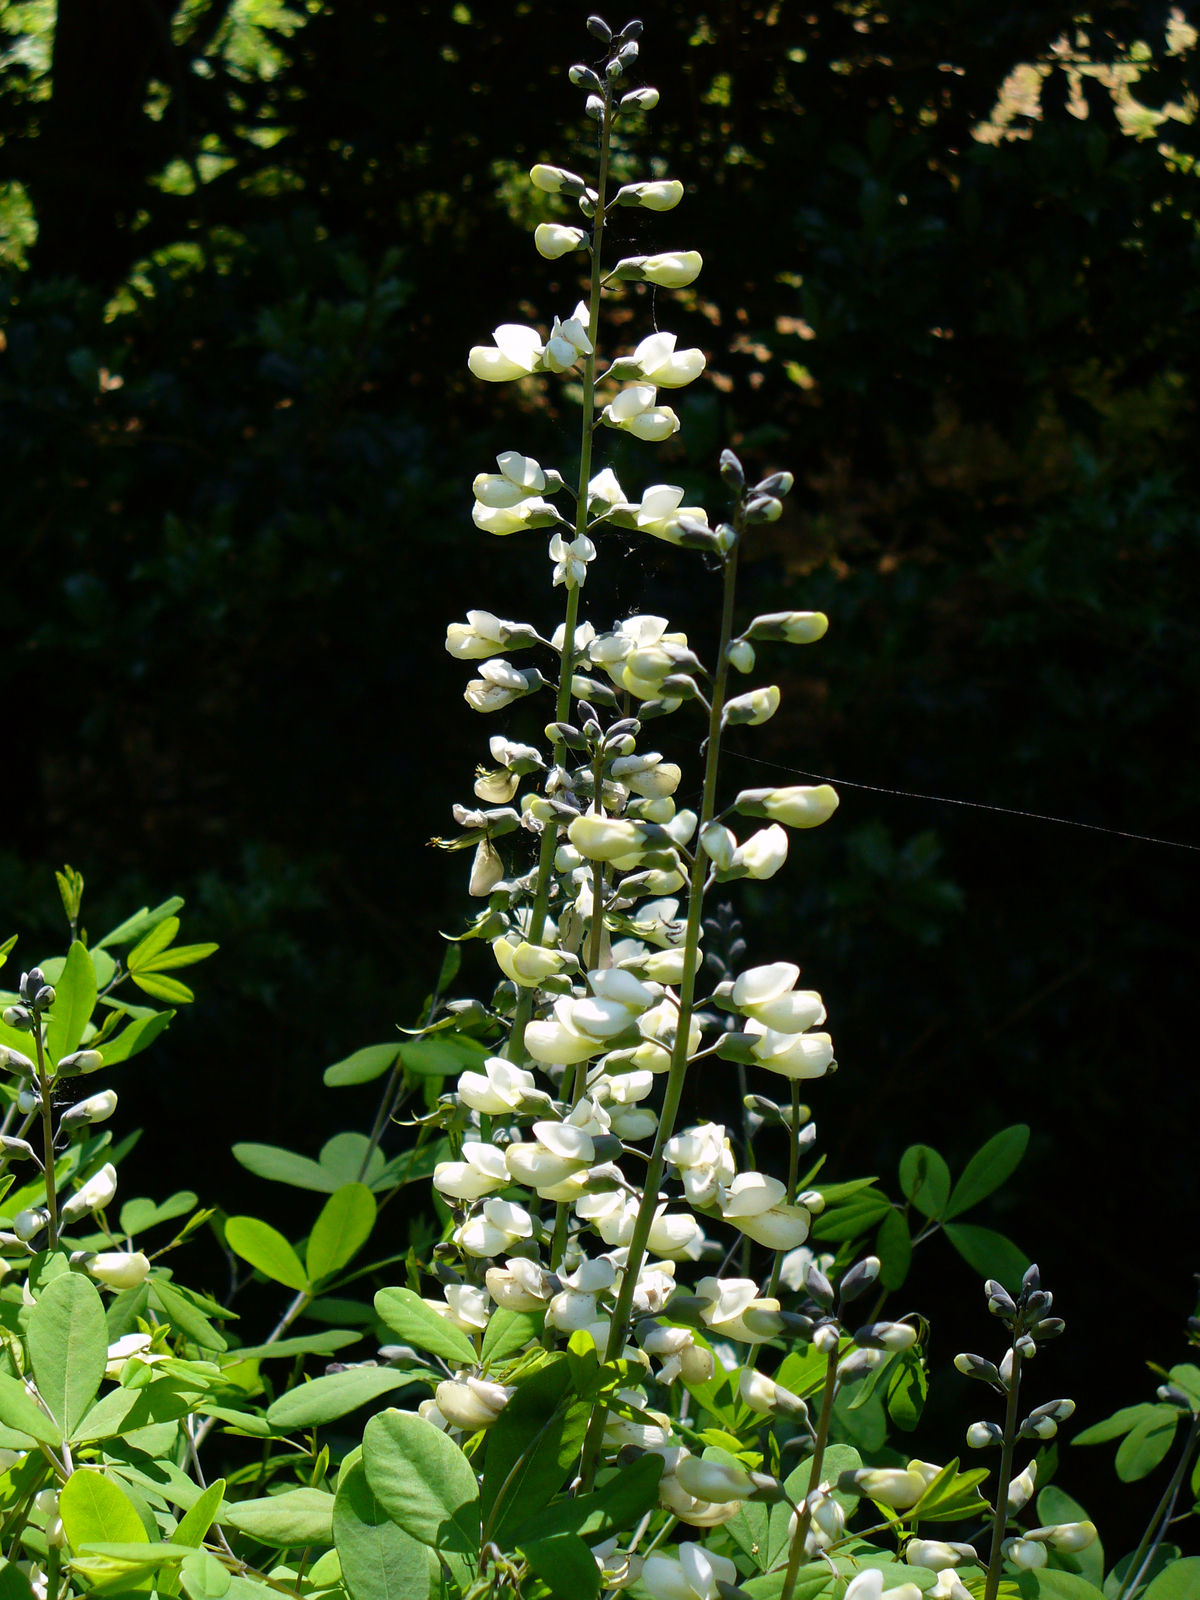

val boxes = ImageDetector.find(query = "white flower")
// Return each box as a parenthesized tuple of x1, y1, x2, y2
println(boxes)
(473, 451, 547, 505)
(468, 323, 544, 382)
(491, 938, 568, 989)
(457, 1057, 538, 1115)
(664, 1123, 736, 1206)
(505, 1117, 596, 1192)
(446, 609, 530, 660)
(601, 384, 680, 442)
(719, 1173, 812, 1251)
(463, 659, 540, 713)
(549, 532, 596, 587)
(695, 1277, 782, 1344)
(435, 1376, 513, 1430)
(906, 1541, 975, 1572)
(724, 685, 781, 726)
(535, 223, 588, 259)
(700, 822, 737, 870)
(544, 310, 594, 372)
(632, 483, 710, 545)
(745, 1021, 834, 1080)
(843, 1463, 941, 1510)
(418, 1398, 449, 1431)
(472, 495, 563, 536)
(1024, 1523, 1097, 1553)
(530, 163, 587, 194)
(615, 251, 704, 288)
(615, 179, 684, 211)
(1008, 1462, 1037, 1511)
(456, 1199, 534, 1258)
(442, 1283, 491, 1332)
(433, 1142, 509, 1201)
(626, 330, 706, 388)
(547, 1255, 616, 1332)
(734, 825, 789, 880)
(61, 1090, 118, 1127)
(61, 1163, 117, 1222)
(643, 1543, 738, 1600)
(1001, 1539, 1047, 1572)
(778, 1245, 835, 1293)
(843, 1574, 924, 1600)
(589, 968, 656, 1011)
(761, 785, 840, 828)
(634, 999, 702, 1074)
(568, 814, 647, 861)
(88, 1252, 150, 1290)
(485, 1256, 552, 1312)
(104, 1332, 160, 1379)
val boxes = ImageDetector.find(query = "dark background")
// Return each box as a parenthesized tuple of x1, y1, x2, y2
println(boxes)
(2, 0, 1198, 1552)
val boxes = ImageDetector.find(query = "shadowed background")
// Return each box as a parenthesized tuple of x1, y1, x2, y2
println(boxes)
(1, 0, 1198, 1547)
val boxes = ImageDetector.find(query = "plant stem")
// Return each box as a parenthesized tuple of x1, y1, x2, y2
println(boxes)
(508, 86, 612, 1064)
(780, 1345, 840, 1600)
(31, 1024, 58, 1248)
(767, 1083, 803, 1301)
(983, 1345, 1023, 1600)
(578, 536, 742, 1488)
(1117, 1410, 1200, 1600)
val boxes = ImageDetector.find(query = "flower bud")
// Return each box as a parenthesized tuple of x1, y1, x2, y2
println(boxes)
(954, 1352, 1001, 1384)
(13, 1209, 48, 1241)
(585, 93, 606, 119)
(746, 611, 829, 645)
(2, 1008, 33, 1032)
(855, 1321, 918, 1352)
(535, 223, 588, 259)
(0, 1047, 34, 1077)
(743, 495, 782, 524)
(569, 814, 646, 861)
(723, 686, 780, 728)
(615, 180, 683, 211)
(1001, 1539, 1047, 1572)
(812, 1323, 840, 1354)
(0, 1137, 37, 1162)
(985, 1280, 1017, 1318)
(88, 1252, 151, 1290)
(675, 1455, 757, 1502)
(60, 1162, 118, 1221)
(840, 1467, 930, 1510)
(613, 252, 703, 289)
(679, 1344, 714, 1384)
(586, 15, 611, 40)
(621, 86, 659, 110)
(1025, 1522, 1097, 1553)
(435, 1376, 513, 1431)
(838, 1257, 881, 1303)
(531, 163, 587, 195)
(55, 1049, 104, 1078)
(1007, 1463, 1037, 1511)
(726, 640, 755, 674)
(700, 822, 737, 871)
(906, 1541, 975, 1572)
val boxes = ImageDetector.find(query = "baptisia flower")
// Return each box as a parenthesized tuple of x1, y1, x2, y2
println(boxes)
(735, 784, 840, 829)
(474, 735, 544, 804)
(778, 1245, 836, 1293)
(589, 615, 693, 704)
(529, 163, 588, 196)
(88, 1252, 150, 1290)
(841, 1461, 943, 1510)
(463, 659, 542, 713)
(446, 610, 536, 661)
(433, 1141, 509, 1201)
(604, 1389, 673, 1451)
(664, 1123, 736, 1206)
(455, 1198, 534, 1259)
(632, 484, 711, 545)
(634, 997, 703, 1074)
(601, 384, 680, 442)
(105, 1332, 165, 1379)
(469, 323, 544, 382)
(703, 822, 790, 881)
(653, 1452, 741, 1529)
(743, 1013, 835, 1081)
(544, 309, 594, 373)
(906, 1542, 980, 1573)
(738, 1367, 807, 1418)
(611, 751, 683, 800)
(1001, 1540, 1047, 1573)
(535, 222, 588, 259)
(642, 1326, 715, 1386)
(643, 1545, 740, 1600)
(723, 684, 781, 727)
(695, 1277, 782, 1344)
(457, 1057, 541, 1115)
(718, 1172, 812, 1251)
(613, 250, 704, 288)
(435, 1376, 513, 1431)
(432, 1283, 491, 1335)
(576, 1192, 703, 1259)
(843, 1573, 924, 1600)
(593, 1538, 643, 1592)
(472, 453, 566, 535)
(491, 937, 570, 989)
(505, 1106, 602, 1195)
(486, 1256, 554, 1312)
(546, 1256, 616, 1333)
(745, 610, 830, 645)
(614, 179, 684, 211)
(733, 964, 826, 1032)
(550, 532, 596, 587)
(61, 1163, 117, 1223)
(611, 331, 706, 389)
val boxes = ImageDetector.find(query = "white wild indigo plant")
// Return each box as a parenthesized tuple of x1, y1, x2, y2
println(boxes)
(0, 17, 1194, 1600)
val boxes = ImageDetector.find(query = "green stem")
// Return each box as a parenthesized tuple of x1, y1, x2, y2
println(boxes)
(780, 1345, 840, 1600)
(767, 1082, 803, 1300)
(578, 535, 742, 1488)
(1117, 1410, 1200, 1600)
(983, 1346, 1023, 1600)
(31, 1022, 58, 1248)
(507, 85, 612, 1064)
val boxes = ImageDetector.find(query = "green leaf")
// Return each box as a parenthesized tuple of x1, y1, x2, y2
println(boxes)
(224, 1216, 309, 1292)
(127, 917, 181, 969)
(267, 1368, 412, 1430)
(172, 1479, 226, 1548)
(374, 1140, 450, 1193)
(232, 1143, 342, 1193)
(942, 1222, 1030, 1292)
(483, 1358, 587, 1539)
(149, 1278, 228, 1352)
(726, 1500, 770, 1572)
(135, 943, 218, 973)
(334, 1457, 430, 1600)
(0, 1564, 34, 1600)
(876, 1208, 912, 1291)
(1115, 1407, 1178, 1481)
(1037, 1487, 1103, 1587)
(374, 1286, 477, 1366)
(520, 1533, 601, 1600)
(1168, 1364, 1200, 1407)
(231, 1329, 362, 1361)
(130, 972, 195, 1004)
(399, 1036, 488, 1077)
(96, 899, 185, 951)
(505, 1452, 662, 1548)
(99, 1011, 175, 1065)
(809, 1192, 893, 1242)
(362, 1408, 481, 1555)
(46, 941, 97, 1066)
(908, 1458, 990, 1522)
(321, 1133, 387, 1187)
(180, 1549, 232, 1600)
(1141, 1558, 1200, 1599)
(1027, 1576, 1107, 1600)
(307, 1184, 377, 1283)
(120, 1192, 198, 1236)
(0, 1370, 61, 1443)
(898, 1145, 951, 1217)
(324, 1045, 403, 1088)
(482, 1309, 543, 1364)
(886, 1348, 927, 1432)
(944, 1125, 1030, 1219)
(27, 1269, 108, 1438)
(221, 1488, 335, 1547)
(775, 1344, 845, 1400)
(1103, 1546, 1181, 1600)
(60, 1467, 148, 1554)
(1072, 1404, 1161, 1446)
